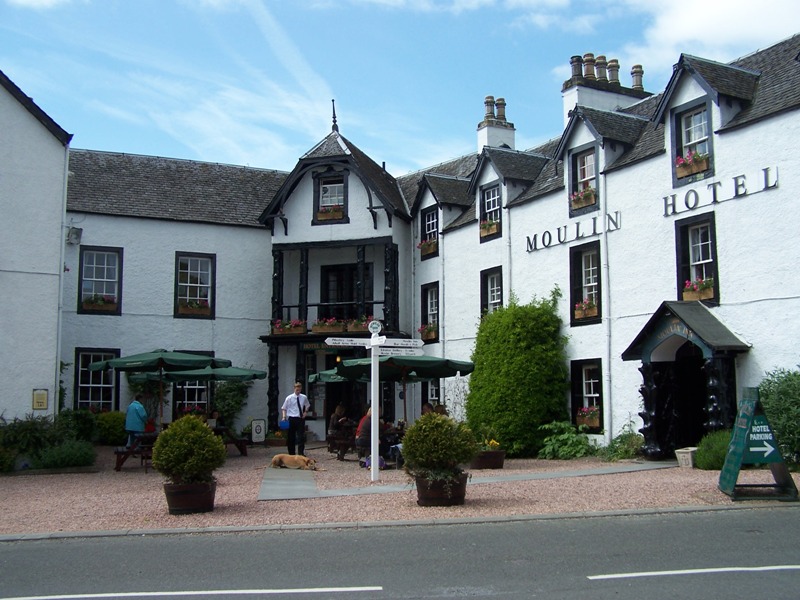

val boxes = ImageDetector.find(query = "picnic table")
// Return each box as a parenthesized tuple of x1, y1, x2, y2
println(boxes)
(114, 432, 158, 472)
(212, 426, 249, 456)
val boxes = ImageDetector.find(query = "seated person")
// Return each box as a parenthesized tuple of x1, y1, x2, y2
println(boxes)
(328, 404, 355, 460)
(421, 402, 433, 416)
(356, 408, 390, 460)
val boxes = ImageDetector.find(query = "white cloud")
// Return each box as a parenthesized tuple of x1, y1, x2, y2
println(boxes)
(5, 0, 72, 7)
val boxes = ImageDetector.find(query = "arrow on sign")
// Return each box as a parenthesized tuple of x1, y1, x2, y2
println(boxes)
(748, 441, 776, 457)
(378, 346, 425, 356)
(325, 337, 371, 347)
(381, 338, 425, 348)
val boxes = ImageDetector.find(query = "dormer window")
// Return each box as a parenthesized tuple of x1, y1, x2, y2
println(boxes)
(673, 103, 712, 182)
(313, 170, 349, 224)
(570, 148, 598, 213)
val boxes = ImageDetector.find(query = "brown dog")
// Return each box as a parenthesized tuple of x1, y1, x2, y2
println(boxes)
(270, 453, 317, 470)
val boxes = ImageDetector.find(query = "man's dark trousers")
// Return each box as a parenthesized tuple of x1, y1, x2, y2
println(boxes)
(287, 416, 305, 455)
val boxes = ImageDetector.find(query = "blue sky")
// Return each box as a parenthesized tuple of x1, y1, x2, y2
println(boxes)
(2, 0, 797, 174)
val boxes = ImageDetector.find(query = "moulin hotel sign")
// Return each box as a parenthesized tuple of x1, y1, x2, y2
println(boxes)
(525, 166, 778, 253)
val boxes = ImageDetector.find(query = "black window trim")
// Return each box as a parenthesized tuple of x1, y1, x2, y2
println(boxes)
(174, 251, 216, 319)
(674, 211, 718, 304)
(420, 280, 439, 343)
(478, 181, 502, 242)
(74, 347, 121, 412)
(570, 240, 601, 326)
(568, 142, 600, 217)
(419, 206, 439, 260)
(570, 358, 603, 432)
(77, 245, 123, 316)
(480, 266, 502, 315)
(670, 97, 714, 186)
(312, 167, 350, 225)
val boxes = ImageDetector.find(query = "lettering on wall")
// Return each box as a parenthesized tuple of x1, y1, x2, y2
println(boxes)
(526, 211, 621, 253)
(663, 166, 778, 217)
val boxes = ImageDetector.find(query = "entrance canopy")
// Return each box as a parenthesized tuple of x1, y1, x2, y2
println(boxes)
(622, 301, 750, 362)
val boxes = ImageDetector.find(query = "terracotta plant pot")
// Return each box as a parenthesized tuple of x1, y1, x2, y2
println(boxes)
(469, 450, 506, 470)
(163, 481, 216, 515)
(414, 472, 468, 506)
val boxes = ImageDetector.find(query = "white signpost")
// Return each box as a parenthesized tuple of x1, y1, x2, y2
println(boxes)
(325, 322, 422, 482)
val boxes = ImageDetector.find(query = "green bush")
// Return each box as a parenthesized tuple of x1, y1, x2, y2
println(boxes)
(402, 413, 480, 483)
(694, 429, 732, 470)
(213, 380, 250, 429)
(538, 421, 596, 459)
(55, 409, 97, 442)
(96, 411, 127, 446)
(759, 367, 800, 465)
(598, 420, 644, 462)
(34, 440, 96, 469)
(466, 289, 570, 457)
(0, 446, 16, 473)
(152, 415, 226, 484)
(1, 414, 57, 455)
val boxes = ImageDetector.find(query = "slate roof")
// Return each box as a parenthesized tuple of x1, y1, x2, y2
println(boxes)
(622, 301, 750, 361)
(414, 173, 472, 213)
(471, 147, 549, 192)
(1, 69, 72, 146)
(260, 130, 409, 223)
(67, 150, 287, 228)
(506, 137, 563, 207)
(397, 153, 478, 207)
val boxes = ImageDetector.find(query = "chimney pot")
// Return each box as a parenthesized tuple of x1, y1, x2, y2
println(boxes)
(583, 53, 596, 80)
(569, 55, 583, 78)
(484, 95, 496, 120)
(607, 59, 620, 85)
(631, 64, 644, 90)
(595, 55, 608, 82)
(495, 97, 507, 122)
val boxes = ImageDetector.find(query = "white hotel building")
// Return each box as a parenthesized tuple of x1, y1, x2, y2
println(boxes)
(3, 34, 799, 458)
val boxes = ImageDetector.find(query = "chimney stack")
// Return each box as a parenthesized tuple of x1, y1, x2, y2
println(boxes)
(583, 53, 596, 80)
(607, 59, 620, 85)
(477, 96, 515, 150)
(595, 55, 608, 83)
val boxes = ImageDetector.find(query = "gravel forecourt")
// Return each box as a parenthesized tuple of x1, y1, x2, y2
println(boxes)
(2, 443, 797, 537)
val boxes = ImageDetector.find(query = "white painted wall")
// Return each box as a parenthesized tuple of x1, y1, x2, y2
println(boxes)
(0, 83, 68, 421)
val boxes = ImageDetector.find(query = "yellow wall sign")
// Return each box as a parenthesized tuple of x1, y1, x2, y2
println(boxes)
(32, 389, 49, 410)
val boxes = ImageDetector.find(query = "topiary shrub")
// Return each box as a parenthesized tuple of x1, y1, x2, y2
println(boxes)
(152, 415, 226, 484)
(402, 413, 479, 484)
(35, 440, 96, 469)
(538, 421, 596, 459)
(96, 411, 127, 446)
(694, 429, 732, 470)
(758, 367, 800, 465)
(466, 289, 570, 457)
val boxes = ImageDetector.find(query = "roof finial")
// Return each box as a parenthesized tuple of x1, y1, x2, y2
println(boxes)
(331, 99, 339, 132)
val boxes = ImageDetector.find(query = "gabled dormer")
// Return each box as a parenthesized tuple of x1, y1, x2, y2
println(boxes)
(554, 105, 648, 215)
(654, 54, 760, 186)
(258, 124, 408, 235)
(411, 173, 471, 260)
(468, 146, 548, 242)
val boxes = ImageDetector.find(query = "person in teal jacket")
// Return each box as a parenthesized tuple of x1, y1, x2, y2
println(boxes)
(125, 395, 148, 447)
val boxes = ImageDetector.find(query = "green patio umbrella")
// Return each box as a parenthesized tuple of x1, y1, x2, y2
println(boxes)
(162, 366, 266, 382)
(335, 355, 474, 421)
(89, 349, 233, 421)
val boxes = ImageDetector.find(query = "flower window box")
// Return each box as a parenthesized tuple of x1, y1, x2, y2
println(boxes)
(83, 301, 118, 312)
(682, 278, 714, 301)
(272, 326, 306, 335)
(676, 157, 709, 178)
(178, 305, 211, 316)
(576, 412, 600, 429)
(480, 221, 499, 238)
(316, 207, 344, 221)
(570, 188, 596, 211)
(311, 323, 347, 333)
(418, 240, 438, 256)
(574, 306, 598, 320)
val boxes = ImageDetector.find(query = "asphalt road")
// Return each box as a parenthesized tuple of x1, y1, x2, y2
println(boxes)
(1, 506, 799, 599)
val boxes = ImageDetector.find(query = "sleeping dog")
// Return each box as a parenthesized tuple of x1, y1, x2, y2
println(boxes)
(270, 453, 317, 470)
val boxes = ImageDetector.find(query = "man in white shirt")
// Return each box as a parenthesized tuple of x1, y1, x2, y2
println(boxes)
(281, 382, 311, 456)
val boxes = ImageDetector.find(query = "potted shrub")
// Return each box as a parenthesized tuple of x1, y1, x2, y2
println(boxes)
(469, 426, 506, 469)
(402, 413, 480, 506)
(151, 415, 226, 514)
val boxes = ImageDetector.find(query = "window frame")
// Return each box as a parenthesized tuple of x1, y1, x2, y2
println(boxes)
(420, 281, 439, 343)
(78, 246, 123, 315)
(675, 212, 718, 304)
(74, 347, 120, 412)
(419, 206, 439, 260)
(570, 358, 603, 432)
(312, 168, 350, 224)
(174, 252, 216, 319)
(569, 144, 599, 215)
(171, 350, 214, 420)
(570, 241, 601, 325)
(479, 183, 502, 242)
(671, 99, 713, 184)
(480, 266, 503, 315)
(319, 262, 374, 322)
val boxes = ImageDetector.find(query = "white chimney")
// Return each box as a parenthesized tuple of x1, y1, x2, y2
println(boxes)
(477, 96, 515, 150)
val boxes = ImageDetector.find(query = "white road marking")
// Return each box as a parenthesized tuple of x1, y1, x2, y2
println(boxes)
(589, 565, 800, 580)
(1, 587, 383, 600)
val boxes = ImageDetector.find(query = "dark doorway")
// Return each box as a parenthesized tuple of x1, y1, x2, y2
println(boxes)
(673, 342, 707, 449)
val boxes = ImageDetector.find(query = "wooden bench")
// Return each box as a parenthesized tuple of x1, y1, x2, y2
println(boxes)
(114, 433, 157, 472)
